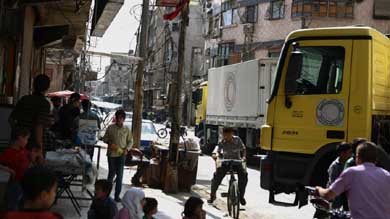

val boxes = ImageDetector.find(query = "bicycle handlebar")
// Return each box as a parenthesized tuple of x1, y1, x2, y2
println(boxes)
(304, 186, 351, 219)
(305, 186, 317, 195)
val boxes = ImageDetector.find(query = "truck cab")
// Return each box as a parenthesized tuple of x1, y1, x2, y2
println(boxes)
(260, 27, 390, 206)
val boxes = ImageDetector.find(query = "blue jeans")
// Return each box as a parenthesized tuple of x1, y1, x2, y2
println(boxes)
(107, 156, 125, 199)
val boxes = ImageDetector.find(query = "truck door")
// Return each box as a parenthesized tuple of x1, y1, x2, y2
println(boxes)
(272, 40, 352, 154)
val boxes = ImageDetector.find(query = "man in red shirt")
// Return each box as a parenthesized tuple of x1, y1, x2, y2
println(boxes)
(0, 128, 31, 210)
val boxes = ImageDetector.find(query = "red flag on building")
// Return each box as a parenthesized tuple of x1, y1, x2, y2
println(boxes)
(163, 0, 190, 20)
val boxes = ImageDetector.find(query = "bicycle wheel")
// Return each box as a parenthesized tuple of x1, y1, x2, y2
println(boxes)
(228, 181, 240, 219)
(157, 128, 168, 138)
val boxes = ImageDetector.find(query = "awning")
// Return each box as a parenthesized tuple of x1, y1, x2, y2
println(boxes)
(91, 101, 122, 110)
(48, 90, 89, 100)
(91, 0, 124, 37)
(33, 25, 69, 47)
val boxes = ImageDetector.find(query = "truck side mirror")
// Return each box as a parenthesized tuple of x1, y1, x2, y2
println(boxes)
(285, 51, 303, 95)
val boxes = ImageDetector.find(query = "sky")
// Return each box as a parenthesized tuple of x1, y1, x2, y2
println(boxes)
(88, 0, 142, 76)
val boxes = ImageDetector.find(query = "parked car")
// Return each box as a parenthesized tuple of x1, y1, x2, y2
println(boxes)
(100, 111, 132, 137)
(124, 119, 158, 157)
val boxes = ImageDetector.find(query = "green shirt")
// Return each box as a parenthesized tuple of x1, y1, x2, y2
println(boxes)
(344, 157, 355, 170)
(103, 124, 133, 157)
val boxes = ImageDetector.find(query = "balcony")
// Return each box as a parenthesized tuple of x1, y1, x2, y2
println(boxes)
(291, 0, 354, 19)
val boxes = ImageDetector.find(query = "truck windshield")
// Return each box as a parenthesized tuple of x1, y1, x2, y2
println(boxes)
(286, 46, 345, 95)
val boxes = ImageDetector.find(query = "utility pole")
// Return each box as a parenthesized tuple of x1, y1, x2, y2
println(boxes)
(133, 0, 150, 149)
(187, 47, 195, 126)
(165, 0, 189, 193)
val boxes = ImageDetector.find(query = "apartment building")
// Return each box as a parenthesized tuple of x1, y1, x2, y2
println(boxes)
(141, 2, 205, 121)
(202, 0, 390, 70)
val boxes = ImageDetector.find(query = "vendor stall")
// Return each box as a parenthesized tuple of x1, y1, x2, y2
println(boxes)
(46, 148, 96, 216)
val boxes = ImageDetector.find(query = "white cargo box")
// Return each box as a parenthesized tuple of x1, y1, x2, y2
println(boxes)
(206, 58, 277, 128)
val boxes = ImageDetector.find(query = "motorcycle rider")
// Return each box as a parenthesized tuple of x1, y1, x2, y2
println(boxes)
(315, 141, 390, 219)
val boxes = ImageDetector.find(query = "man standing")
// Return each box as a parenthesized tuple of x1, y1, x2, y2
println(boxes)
(208, 127, 248, 205)
(9, 74, 51, 159)
(327, 142, 352, 209)
(316, 142, 390, 219)
(58, 93, 81, 141)
(80, 99, 101, 159)
(103, 110, 143, 201)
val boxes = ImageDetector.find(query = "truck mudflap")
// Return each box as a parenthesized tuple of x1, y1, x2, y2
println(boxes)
(260, 154, 273, 190)
(260, 153, 315, 207)
(261, 154, 300, 206)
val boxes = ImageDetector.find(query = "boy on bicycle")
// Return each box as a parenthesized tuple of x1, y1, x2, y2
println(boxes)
(208, 127, 248, 205)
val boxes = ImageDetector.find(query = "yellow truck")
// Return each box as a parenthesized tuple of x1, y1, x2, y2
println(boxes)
(260, 26, 390, 206)
(194, 81, 208, 148)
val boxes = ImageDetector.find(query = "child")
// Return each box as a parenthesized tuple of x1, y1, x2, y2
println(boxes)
(88, 179, 118, 219)
(2, 166, 62, 219)
(143, 197, 158, 219)
(182, 197, 206, 219)
(0, 128, 31, 210)
(116, 187, 145, 219)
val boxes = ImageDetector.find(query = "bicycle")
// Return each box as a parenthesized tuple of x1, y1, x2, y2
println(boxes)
(305, 186, 350, 219)
(157, 125, 187, 139)
(220, 159, 243, 219)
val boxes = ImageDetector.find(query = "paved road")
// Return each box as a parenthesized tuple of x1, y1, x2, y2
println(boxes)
(51, 125, 315, 219)
(195, 155, 316, 219)
(154, 125, 316, 218)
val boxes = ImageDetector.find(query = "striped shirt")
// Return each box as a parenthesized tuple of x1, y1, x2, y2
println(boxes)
(9, 93, 51, 148)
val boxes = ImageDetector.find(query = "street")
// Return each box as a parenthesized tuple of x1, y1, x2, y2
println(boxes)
(195, 155, 315, 219)
(155, 126, 316, 218)
(51, 133, 315, 219)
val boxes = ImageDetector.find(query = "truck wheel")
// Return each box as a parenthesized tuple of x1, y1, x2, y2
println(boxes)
(310, 152, 337, 187)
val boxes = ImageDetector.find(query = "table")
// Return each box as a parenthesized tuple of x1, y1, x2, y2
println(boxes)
(46, 150, 94, 216)
(79, 144, 104, 171)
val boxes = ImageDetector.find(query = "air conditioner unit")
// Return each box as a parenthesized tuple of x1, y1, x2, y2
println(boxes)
(62, 36, 83, 54)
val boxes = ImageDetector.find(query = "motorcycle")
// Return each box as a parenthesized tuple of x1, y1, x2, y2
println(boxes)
(305, 186, 350, 219)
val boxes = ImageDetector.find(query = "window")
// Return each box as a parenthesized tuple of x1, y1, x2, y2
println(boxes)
(267, 0, 285, 20)
(245, 5, 257, 23)
(221, 0, 234, 11)
(208, 17, 213, 35)
(374, 0, 390, 19)
(222, 10, 233, 26)
(286, 46, 345, 95)
(171, 23, 179, 32)
(221, 0, 237, 26)
(218, 43, 235, 66)
(268, 51, 281, 58)
(292, 0, 353, 18)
